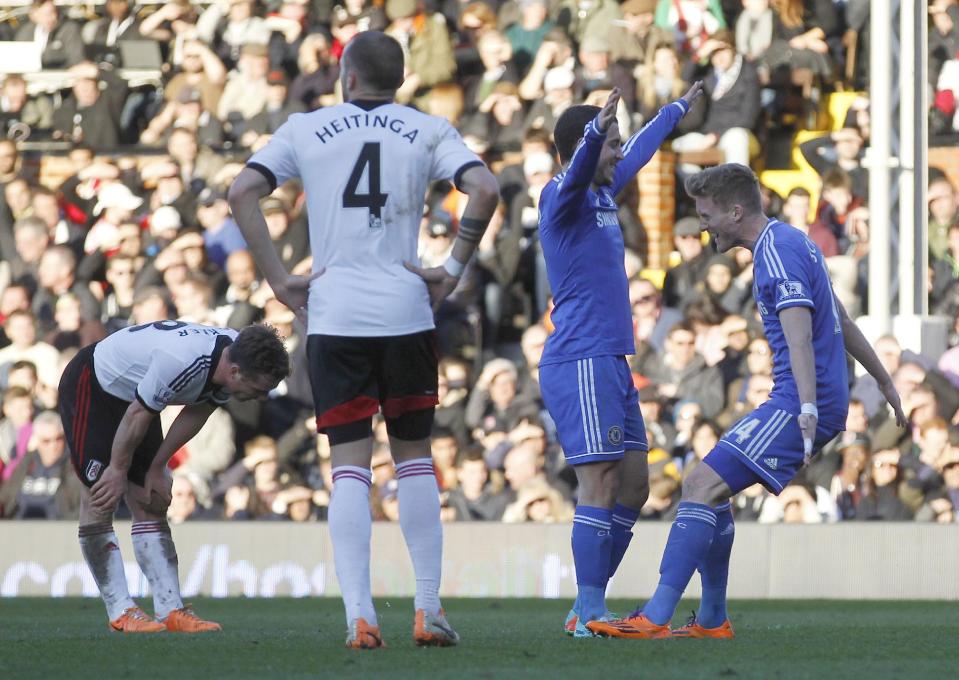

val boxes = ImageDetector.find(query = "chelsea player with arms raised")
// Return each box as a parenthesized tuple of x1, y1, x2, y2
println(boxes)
(591, 164, 908, 640)
(538, 82, 702, 637)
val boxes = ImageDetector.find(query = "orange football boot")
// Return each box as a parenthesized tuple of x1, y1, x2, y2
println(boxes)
(586, 611, 672, 639)
(414, 609, 459, 647)
(672, 613, 735, 639)
(109, 607, 166, 633)
(346, 617, 386, 649)
(164, 606, 222, 633)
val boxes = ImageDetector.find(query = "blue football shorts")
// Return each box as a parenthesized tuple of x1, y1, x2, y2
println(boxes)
(705, 398, 843, 494)
(539, 355, 648, 466)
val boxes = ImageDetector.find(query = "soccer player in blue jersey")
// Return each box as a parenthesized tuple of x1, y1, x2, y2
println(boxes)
(538, 83, 703, 637)
(590, 164, 908, 640)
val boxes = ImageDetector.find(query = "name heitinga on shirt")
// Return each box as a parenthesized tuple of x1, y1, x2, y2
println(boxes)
(314, 113, 420, 145)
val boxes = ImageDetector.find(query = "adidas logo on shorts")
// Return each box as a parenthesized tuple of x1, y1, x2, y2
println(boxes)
(764, 457, 779, 470)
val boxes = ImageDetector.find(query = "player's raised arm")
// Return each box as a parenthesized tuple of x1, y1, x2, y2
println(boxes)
(405, 164, 499, 311)
(610, 81, 702, 196)
(229, 166, 321, 325)
(834, 296, 908, 427)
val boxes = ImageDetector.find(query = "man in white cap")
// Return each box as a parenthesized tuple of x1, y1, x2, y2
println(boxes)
(85, 182, 143, 255)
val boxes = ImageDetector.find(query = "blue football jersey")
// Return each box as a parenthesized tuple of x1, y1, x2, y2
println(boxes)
(751, 219, 849, 427)
(538, 100, 689, 366)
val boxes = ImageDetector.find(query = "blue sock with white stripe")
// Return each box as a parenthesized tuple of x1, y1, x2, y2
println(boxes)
(697, 502, 734, 628)
(608, 503, 640, 579)
(572, 505, 613, 623)
(643, 502, 716, 626)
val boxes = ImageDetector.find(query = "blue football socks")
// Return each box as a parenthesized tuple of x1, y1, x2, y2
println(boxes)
(697, 501, 734, 628)
(571, 505, 613, 623)
(609, 503, 640, 578)
(643, 501, 717, 625)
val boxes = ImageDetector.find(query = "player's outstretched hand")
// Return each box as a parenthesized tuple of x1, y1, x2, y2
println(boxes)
(880, 379, 908, 428)
(798, 411, 818, 465)
(272, 269, 325, 326)
(681, 81, 704, 109)
(91, 465, 127, 513)
(597, 87, 621, 133)
(404, 262, 459, 313)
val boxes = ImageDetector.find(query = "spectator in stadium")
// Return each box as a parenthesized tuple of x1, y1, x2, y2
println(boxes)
(0, 410, 81, 519)
(518, 29, 575, 102)
(46, 292, 107, 352)
(288, 32, 340, 110)
(609, 0, 659, 65)
(217, 42, 271, 141)
(34, 246, 101, 335)
(51, 62, 127, 151)
(734, 0, 773, 62)
(30, 187, 83, 257)
(260, 196, 308, 273)
(824, 434, 871, 521)
(760, 0, 840, 87)
(502, 476, 574, 522)
(386, 0, 456, 106)
(100, 255, 138, 331)
(243, 70, 305, 147)
(167, 128, 225, 194)
(713, 314, 751, 390)
(196, 0, 270, 70)
(0, 286, 32, 346)
(928, 177, 959, 261)
(0, 74, 54, 138)
(630, 277, 683, 363)
(573, 36, 635, 111)
(557, 0, 623, 46)
(812, 168, 868, 257)
(460, 30, 518, 115)
(431, 428, 460, 491)
(684, 253, 750, 317)
(435, 357, 471, 445)
(717, 372, 773, 430)
(681, 418, 721, 478)
(653, 0, 726, 58)
(674, 29, 761, 167)
(662, 217, 711, 309)
(0, 385, 35, 480)
(800, 127, 868, 201)
(670, 400, 704, 461)
(85, 182, 144, 257)
(638, 385, 676, 451)
(158, 37, 228, 115)
(645, 321, 725, 419)
(166, 472, 214, 523)
(83, 0, 142, 48)
(857, 448, 913, 521)
(0, 310, 60, 389)
(636, 40, 706, 134)
(504, 0, 553, 75)
(14, 0, 85, 69)
(445, 445, 509, 521)
(9, 217, 48, 293)
(934, 445, 959, 520)
(465, 358, 540, 438)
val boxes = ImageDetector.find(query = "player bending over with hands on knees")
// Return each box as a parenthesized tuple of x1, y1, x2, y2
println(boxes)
(59, 321, 290, 633)
(229, 30, 499, 649)
(588, 164, 907, 640)
(537, 82, 703, 638)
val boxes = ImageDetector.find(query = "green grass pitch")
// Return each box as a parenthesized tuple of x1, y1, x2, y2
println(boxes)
(2, 598, 957, 679)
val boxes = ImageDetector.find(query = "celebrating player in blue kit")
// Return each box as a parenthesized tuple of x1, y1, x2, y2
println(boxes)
(590, 164, 908, 640)
(538, 83, 702, 637)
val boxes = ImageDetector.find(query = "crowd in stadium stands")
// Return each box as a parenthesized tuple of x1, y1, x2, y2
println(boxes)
(1, 0, 959, 524)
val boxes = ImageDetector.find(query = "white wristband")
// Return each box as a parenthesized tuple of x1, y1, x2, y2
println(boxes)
(443, 257, 465, 278)
(800, 403, 818, 418)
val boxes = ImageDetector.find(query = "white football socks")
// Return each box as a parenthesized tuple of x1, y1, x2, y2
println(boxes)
(395, 457, 443, 615)
(131, 520, 184, 621)
(79, 522, 136, 621)
(329, 466, 377, 627)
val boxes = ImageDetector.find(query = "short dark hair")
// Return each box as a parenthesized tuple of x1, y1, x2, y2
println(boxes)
(786, 187, 811, 200)
(553, 105, 600, 164)
(342, 31, 405, 93)
(684, 163, 762, 216)
(230, 324, 290, 383)
(822, 168, 852, 192)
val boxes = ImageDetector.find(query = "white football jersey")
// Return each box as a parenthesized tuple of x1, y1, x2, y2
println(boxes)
(248, 102, 482, 336)
(93, 321, 238, 412)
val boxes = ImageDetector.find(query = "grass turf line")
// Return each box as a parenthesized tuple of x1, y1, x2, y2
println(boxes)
(2, 598, 957, 679)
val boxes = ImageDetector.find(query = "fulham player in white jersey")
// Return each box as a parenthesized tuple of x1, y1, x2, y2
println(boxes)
(229, 31, 499, 648)
(58, 321, 290, 633)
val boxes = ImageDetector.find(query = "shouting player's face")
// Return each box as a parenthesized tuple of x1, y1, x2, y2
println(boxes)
(694, 195, 740, 253)
(593, 122, 623, 187)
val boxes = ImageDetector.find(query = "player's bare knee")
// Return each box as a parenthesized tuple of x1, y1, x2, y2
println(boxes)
(681, 465, 727, 506)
